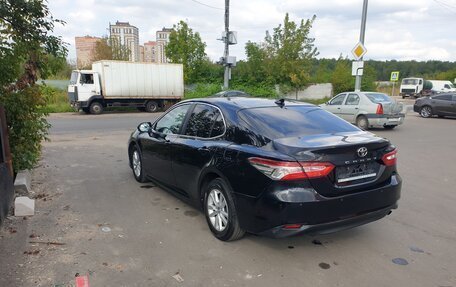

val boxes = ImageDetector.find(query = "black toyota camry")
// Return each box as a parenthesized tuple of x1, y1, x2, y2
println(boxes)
(128, 96, 401, 241)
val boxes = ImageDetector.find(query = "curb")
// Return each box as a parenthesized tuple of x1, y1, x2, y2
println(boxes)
(14, 170, 31, 196)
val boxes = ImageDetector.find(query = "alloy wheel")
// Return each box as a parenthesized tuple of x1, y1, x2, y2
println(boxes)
(132, 150, 141, 178)
(207, 189, 229, 232)
(420, 106, 432, 118)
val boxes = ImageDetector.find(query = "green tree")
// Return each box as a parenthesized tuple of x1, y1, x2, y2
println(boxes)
(243, 41, 270, 84)
(264, 13, 318, 87)
(92, 36, 130, 65)
(331, 59, 354, 95)
(166, 21, 207, 83)
(361, 64, 377, 91)
(0, 0, 67, 172)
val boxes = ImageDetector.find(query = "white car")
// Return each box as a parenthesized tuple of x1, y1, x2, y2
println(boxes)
(320, 92, 405, 130)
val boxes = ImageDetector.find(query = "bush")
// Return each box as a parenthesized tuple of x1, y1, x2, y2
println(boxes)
(0, 86, 50, 172)
(39, 85, 73, 113)
(184, 83, 222, 99)
(230, 83, 277, 98)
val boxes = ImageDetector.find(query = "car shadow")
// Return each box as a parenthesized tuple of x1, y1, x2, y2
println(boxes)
(243, 224, 370, 249)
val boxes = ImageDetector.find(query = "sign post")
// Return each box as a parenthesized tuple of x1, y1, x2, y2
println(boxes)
(390, 71, 400, 97)
(353, 0, 369, 92)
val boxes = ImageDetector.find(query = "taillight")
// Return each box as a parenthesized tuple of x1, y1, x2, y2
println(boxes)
(300, 162, 335, 178)
(248, 157, 334, 181)
(381, 149, 397, 166)
(376, 103, 384, 115)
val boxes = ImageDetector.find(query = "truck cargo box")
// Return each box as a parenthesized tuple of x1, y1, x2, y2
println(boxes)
(92, 61, 184, 99)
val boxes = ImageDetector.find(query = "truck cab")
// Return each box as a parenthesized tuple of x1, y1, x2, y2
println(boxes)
(399, 77, 424, 99)
(68, 70, 102, 113)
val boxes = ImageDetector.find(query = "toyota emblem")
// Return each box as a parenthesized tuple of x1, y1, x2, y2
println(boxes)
(357, 147, 368, 157)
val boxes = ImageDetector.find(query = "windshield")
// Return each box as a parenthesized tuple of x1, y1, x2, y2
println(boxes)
(239, 106, 359, 140)
(365, 93, 392, 104)
(70, 71, 79, 85)
(401, 79, 418, 85)
(450, 83, 455, 89)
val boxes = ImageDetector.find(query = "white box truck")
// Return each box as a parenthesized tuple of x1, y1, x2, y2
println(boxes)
(399, 77, 435, 98)
(67, 60, 184, 114)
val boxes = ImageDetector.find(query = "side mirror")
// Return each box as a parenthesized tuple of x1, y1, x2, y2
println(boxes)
(137, 122, 152, 133)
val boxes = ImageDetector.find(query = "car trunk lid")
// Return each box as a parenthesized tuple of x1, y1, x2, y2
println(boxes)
(380, 101, 403, 115)
(272, 131, 392, 196)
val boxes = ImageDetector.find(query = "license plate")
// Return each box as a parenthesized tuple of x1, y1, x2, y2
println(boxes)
(336, 163, 377, 183)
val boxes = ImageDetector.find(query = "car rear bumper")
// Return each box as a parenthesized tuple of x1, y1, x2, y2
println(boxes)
(259, 204, 396, 238)
(234, 174, 401, 237)
(365, 113, 405, 127)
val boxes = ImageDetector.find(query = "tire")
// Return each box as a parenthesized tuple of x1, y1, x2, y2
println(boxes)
(130, 146, 147, 183)
(204, 178, 245, 241)
(401, 95, 405, 99)
(420, 106, 432, 118)
(356, 115, 369, 130)
(89, 102, 103, 115)
(384, 125, 396, 130)
(145, 101, 159, 113)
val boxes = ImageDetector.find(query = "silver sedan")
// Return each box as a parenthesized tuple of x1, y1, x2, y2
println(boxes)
(320, 92, 405, 130)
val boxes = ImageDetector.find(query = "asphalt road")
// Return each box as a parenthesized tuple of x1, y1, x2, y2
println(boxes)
(48, 111, 162, 135)
(1, 111, 455, 287)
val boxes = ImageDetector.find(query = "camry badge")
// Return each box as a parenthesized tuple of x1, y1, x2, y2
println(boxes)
(357, 147, 368, 157)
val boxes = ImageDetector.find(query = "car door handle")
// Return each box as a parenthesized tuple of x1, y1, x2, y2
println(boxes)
(337, 107, 341, 109)
(355, 107, 359, 109)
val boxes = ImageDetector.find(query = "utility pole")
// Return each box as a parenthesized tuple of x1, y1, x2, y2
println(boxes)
(223, 0, 230, 89)
(354, 0, 368, 92)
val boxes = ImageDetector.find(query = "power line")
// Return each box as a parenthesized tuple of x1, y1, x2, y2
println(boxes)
(189, 0, 224, 10)
(433, 0, 456, 13)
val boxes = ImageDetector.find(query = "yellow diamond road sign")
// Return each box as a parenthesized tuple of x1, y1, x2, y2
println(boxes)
(351, 42, 367, 60)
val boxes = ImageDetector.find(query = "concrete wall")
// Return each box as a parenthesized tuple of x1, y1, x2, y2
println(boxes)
(284, 83, 333, 100)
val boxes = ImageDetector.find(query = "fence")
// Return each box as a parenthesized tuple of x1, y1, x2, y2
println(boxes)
(0, 105, 14, 225)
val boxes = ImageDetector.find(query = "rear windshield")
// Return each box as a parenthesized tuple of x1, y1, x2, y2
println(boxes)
(365, 93, 392, 103)
(238, 106, 359, 140)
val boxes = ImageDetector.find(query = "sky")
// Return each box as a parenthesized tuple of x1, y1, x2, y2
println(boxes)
(48, 0, 456, 63)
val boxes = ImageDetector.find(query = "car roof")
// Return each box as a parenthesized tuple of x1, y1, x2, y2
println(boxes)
(181, 95, 315, 111)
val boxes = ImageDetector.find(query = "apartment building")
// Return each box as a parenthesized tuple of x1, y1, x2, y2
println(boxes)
(156, 27, 173, 63)
(144, 41, 157, 63)
(75, 36, 101, 68)
(109, 21, 140, 62)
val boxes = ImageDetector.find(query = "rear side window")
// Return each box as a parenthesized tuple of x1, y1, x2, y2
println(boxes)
(345, 94, 360, 105)
(434, 94, 452, 101)
(210, 114, 225, 137)
(238, 106, 359, 140)
(365, 93, 392, 103)
(184, 104, 224, 138)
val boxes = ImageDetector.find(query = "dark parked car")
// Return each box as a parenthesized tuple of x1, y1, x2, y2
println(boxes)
(414, 93, 456, 118)
(128, 96, 401, 241)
